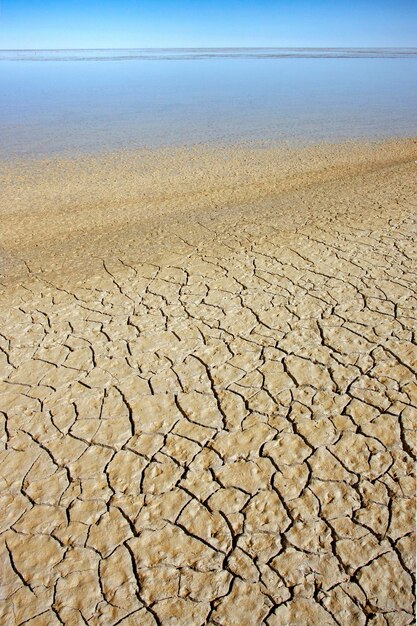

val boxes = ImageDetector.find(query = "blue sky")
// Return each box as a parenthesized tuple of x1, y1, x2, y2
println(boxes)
(1, 0, 416, 49)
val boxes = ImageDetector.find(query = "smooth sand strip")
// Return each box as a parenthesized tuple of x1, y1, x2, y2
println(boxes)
(0, 139, 416, 625)
(1, 138, 416, 282)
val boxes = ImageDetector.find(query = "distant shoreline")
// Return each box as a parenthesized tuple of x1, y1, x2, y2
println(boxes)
(1, 47, 417, 61)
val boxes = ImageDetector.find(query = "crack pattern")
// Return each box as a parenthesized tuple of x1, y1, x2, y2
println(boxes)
(0, 159, 416, 626)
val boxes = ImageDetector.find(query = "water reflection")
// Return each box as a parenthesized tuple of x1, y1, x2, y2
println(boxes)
(0, 53, 416, 157)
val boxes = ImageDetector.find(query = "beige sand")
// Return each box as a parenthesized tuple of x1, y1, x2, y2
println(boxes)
(0, 138, 416, 625)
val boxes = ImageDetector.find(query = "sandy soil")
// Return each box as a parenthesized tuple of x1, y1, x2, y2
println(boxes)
(0, 138, 416, 625)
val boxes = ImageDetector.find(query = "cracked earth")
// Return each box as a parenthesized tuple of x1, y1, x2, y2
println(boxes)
(0, 140, 416, 625)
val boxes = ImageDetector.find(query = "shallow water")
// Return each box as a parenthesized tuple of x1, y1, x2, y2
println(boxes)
(0, 49, 416, 157)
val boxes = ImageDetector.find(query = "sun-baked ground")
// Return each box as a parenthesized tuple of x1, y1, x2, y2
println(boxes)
(0, 139, 416, 625)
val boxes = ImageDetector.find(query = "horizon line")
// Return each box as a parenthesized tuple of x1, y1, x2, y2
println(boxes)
(2, 46, 417, 51)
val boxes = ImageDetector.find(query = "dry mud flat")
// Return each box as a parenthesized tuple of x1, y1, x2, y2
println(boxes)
(0, 139, 416, 625)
